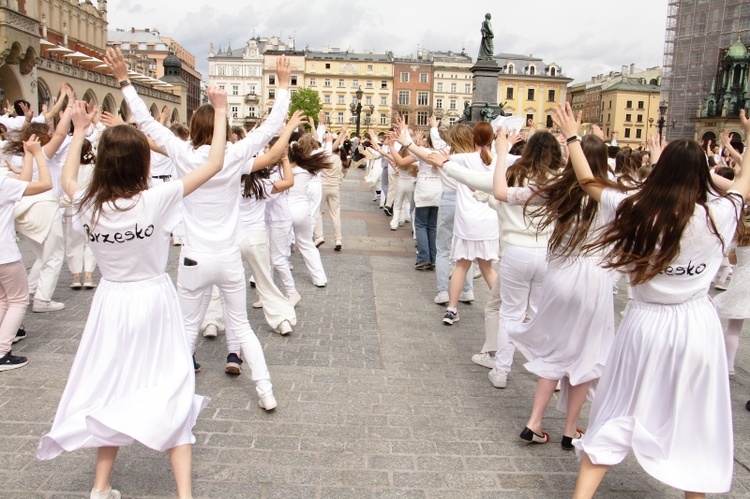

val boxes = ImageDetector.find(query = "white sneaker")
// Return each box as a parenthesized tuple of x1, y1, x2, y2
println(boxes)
(90, 488, 121, 499)
(171, 236, 183, 246)
(202, 324, 218, 338)
(259, 391, 277, 411)
(287, 292, 301, 307)
(314, 237, 325, 248)
(434, 291, 449, 305)
(488, 368, 508, 388)
(252, 300, 263, 309)
(471, 352, 495, 369)
(715, 281, 728, 291)
(277, 320, 293, 335)
(459, 290, 475, 303)
(32, 299, 65, 313)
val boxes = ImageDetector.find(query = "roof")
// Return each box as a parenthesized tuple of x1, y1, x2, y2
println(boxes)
(601, 79, 660, 93)
(306, 51, 392, 62)
(725, 37, 748, 59)
(108, 29, 167, 48)
(494, 52, 543, 63)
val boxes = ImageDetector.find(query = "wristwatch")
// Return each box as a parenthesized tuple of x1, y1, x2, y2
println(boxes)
(566, 135, 581, 144)
(118, 79, 131, 88)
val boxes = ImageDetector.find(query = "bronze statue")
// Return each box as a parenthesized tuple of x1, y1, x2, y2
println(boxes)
(457, 101, 472, 123)
(480, 103, 496, 122)
(478, 13, 494, 61)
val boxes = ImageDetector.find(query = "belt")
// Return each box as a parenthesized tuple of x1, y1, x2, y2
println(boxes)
(152, 175, 172, 180)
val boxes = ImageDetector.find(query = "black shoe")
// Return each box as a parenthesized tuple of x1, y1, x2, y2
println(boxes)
(12, 326, 26, 344)
(383, 207, 393, 217)
(225, 352, 243, 375)
(519, 426, 549, 444)
(443, 309, 459, 325)
(192, 354, 201, 374)
(415, 262, 431, 270)
(746, 400, 750, 412)
(561, 430, 584, 450)
(0, 351, 28, 371)
(249, 280, 256, 289)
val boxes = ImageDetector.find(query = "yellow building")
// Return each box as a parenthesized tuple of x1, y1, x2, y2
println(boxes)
(494, 54, 572, 130)
(305, 49, 393, 135)
(428, 50, 473, 126)
(599, 79, 662, 147)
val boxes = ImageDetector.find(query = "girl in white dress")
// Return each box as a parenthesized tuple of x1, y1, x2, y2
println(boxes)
(36, 89, 227, 499)
(556, 103, 750, 499)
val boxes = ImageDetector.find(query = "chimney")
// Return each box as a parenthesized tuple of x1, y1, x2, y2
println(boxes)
(630, 63, 635, 74)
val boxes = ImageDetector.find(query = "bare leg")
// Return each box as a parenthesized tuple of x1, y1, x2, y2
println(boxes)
(448, 259, 472, 308)
(725, 319, 743, 374)
(476, 258, 497, 290)
(564, 380, 590, 437)
(525, 377, 558, 434)
(169, 444, 193, 499)
(684, 492, 705, 499)
(573, 453, 609, 499)
(93, 446, 119, 492)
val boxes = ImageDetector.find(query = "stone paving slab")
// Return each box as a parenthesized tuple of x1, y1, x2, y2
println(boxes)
(1, 170, 749, 497)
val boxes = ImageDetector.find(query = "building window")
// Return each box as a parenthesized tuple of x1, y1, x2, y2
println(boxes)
(417, 111, 429, 126)
(309, 78, 317, 87)
(417, 91, 429, 106)
(400, 72, 409, 83)
(527, 88, 535, 101)
(550, 67, 556, 76)
(268, 89, 275, 99)
(337, 111, 344, 123)
(365, 96, 372, 105)
(232, 85, 239, 95)
(380, 113, 387, 125)
(323, 112, 329, 123)
(230, 106, 238, 118)
(338, 78, 345, 87)
(608, 101, 612, 109)
(436, 98, 443, 109)
(529, 65, 536, 75)
(352, 79, 359, 88)
(366, 80, 373, 89)
(450, 82, 457, 93)
(231, 66, 239, 76)
(325, 63, 331, 69)
(465, 83, 472, 94)
(367, 64, 373, 71)
(547, 89, 555, 102)
(626, 100, 633, 109)
(526, 113, 534, 124)
(249, 85, 256, 94)
(290, 89, 297, 96)
(437, 82, 443, 92)
(381, 96, 387, 106)
(381, 80, 388, 89)
(324, 78, 331, 87)
(218, 66, 225, 76)
(638, 101, 645, 109)
(449, 117, 457, 125)
(636, 114, 643, 123)
(449, 99, 456, 110)
(636, 128, 642, 139)
(508, 64, 514, 74)
(398, 90, 410, 106)
(624, 128, 631, 138)
(290, 76, 297, 86)
(625, 114, 632, 122)
(506, 87, 514, 100)
(324, 95, 331, 104)
(338, 95, 345, 104)
(248, 106, 256, 117)
(419, 73, 428, 83)
(268, 75, 276, 85)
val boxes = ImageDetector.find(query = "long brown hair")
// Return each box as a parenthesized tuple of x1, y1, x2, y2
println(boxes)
(614, 147, 641, 187)
(445, 124, 474, 153)
(77, 125, 150, 228)
(3, 123, 51, 155)
(288, 133, 331, 174)
(473, 122, 494, 165)
(532, 135, 613, 259)
(506, 131, 563, 187)
(189, 104, 232, 148)
(584, 139, 735, 284)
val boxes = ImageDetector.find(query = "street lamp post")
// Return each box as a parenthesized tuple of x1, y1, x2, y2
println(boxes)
(348, 86, 364, 137)
(657, 100, 667, 141)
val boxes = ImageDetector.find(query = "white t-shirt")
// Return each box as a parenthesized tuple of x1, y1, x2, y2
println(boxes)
(150, 151, 174, 178)
(601, 187, 741, 304)
(72, 181, 183, 282)
(288, 166, 314, 208)
(413, 153, 442, 208)
(0, 177, 27, 264)
(449, 152, 499, 241)
(265, 170, 292, 222)
(239, 178, 273, 232)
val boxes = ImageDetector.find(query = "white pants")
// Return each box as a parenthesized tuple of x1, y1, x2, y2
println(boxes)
(494, 245, 547, 373)
(307, 180, 322, 234)
(176, 247, 271, 396)
(390, 176, 414, 230)
(239, 230, 297, 330)
(200, 286, 225, 333)
(64, 207, 96, 275)
(482, 272, 501, 353)
(27, 209, 64, 302)
(289, 201, 327, 286)
(313, 186, 342, 242)
(267, 219, 296, 295)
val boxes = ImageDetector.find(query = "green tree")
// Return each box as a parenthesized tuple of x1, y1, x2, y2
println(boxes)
(289, 88, 322, 129)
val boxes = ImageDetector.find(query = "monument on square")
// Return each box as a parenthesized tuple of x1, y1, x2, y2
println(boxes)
(468, 13, 505, 122)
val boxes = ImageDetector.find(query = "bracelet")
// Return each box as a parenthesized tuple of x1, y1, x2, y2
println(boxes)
(566, 135, 581, 144)
(441, 158, 450, 165)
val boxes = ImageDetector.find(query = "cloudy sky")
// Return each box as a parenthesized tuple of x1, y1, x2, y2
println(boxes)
(109, 0, 669, 84)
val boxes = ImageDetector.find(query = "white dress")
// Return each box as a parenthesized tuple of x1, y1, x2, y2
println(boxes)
(504, 187, 614, 408)
(714, 245, 750, 319)
(575, 188, 740, 494)
(37, 181, 208, 460)
(448, 152, 499, 261)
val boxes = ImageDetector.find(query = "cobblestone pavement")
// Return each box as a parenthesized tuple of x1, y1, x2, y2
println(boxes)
(1, 170, 750, 498)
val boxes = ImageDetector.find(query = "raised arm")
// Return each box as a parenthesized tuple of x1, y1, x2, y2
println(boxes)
(179, 87, 227, 197)
(332, 124, 349, 151)
(20, 135, 52, 196)
(42, 97, 73, 159)
(245, 110, 305, 173)
(62, 101, 97, 199)
(553, 103, 603, 202)
(271, 148, 294, 194)
(730, 110, 750, 199)
(720, 130, 743, 165)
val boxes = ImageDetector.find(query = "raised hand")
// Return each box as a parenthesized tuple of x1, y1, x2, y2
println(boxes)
(590, 124, 605, 140)
(18, 101, 33, 120)
(22, 134, 42, 155)
(429, 115, 439, 128)
(741, 109, 750, 135)
(103, 47, 129, 83)
(206, 86, 227, 111)
(552, 103, 581, 139)
(427, 152, 449, 168)
(495, 127, 510, 157)
(647, 132, 664, 165)
(100, 110, 126, 127)
(276, 55, 291, 89)
(71, 100, 97, 133)
(287, 109, 306, 130)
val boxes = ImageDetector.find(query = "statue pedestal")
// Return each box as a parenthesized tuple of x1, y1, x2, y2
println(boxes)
(470, 60, 502, 122)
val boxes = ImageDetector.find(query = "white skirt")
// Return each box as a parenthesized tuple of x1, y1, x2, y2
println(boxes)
(508, 256, 614, 409)
(575, 296, 733, 493)
(450, 235, 498, 262)
(37, 274, 209, 460)
(714, 246, 750, 319)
